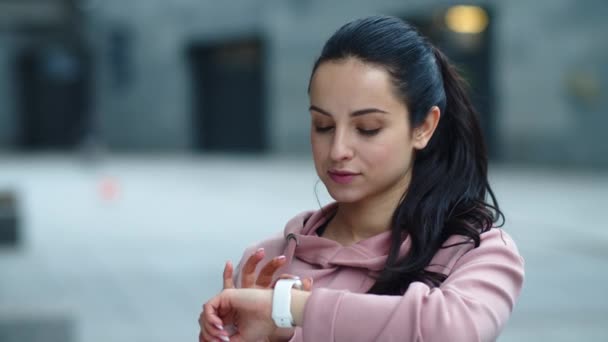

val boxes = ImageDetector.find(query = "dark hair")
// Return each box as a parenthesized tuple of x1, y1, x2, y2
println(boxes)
(309, 15, 504, 295)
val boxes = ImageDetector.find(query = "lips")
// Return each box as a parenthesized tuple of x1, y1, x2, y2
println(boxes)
(329, 170, 358, 176)
(328, 169, 360, 184)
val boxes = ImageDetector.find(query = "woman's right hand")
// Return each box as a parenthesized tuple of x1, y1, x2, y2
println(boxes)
(199, 248, 312, 342)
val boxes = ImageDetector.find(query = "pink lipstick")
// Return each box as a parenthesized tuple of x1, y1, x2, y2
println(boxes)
(328, 170, 359, 184)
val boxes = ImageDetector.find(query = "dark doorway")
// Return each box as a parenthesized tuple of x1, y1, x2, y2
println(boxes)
(15, 46, 92, 150)
(187, 38, 266, 153)
(403, 6, 497, 159)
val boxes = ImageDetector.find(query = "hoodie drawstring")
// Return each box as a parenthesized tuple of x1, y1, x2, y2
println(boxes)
(284, 233, 299, 265)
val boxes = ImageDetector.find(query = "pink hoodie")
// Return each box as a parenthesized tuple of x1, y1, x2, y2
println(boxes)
(235, 203, 525, 342)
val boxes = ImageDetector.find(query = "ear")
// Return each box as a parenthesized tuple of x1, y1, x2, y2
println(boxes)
(413, 106, 441, 150)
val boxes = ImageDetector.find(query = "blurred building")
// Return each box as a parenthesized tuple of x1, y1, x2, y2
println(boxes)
(0, 0, 606, 166)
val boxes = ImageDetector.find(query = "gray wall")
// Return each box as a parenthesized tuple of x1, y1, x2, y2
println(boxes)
(498, 0, 608, 166)
(0, 34, 17, 147)
(0, 0, 607, 166)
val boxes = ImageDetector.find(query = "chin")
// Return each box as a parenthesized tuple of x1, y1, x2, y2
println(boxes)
(326, 186, 367, 204)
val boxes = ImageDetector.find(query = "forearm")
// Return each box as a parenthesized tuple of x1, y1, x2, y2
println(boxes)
(292, 232, 524, 342)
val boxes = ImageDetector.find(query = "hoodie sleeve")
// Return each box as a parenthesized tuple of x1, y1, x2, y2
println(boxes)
(300, 230, 525, 342)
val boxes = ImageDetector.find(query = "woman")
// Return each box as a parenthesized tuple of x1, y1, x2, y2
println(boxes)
(199, 15, 524, 342)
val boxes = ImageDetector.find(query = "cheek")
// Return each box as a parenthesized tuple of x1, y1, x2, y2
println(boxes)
(310, 135, 323, 157)
(363, 135, 414, 172)
(311, 135, 327, 170)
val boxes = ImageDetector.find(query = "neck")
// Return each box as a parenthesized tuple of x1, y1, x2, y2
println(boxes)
(329, 171, 411, 245)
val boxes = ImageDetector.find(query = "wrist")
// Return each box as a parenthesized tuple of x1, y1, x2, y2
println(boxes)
(272, 279, 302, 328)
(269, 328, 295, 342)
(290, 289, 311, 327)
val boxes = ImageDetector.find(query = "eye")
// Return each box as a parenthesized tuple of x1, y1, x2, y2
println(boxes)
(315, 126, 334, 133)
(357, 128, 381, 136)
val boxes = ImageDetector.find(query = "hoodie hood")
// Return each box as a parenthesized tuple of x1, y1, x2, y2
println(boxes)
(281, 202, 412, 273)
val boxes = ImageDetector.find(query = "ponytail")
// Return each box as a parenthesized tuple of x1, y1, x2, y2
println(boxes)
(368, 45, 504, 295)
(431, 45, 503, 229)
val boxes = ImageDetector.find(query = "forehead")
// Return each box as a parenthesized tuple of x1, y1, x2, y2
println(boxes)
(309, 58, 405, 113)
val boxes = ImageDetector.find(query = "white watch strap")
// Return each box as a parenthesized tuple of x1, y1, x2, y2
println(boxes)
(272, 278, 303, 328)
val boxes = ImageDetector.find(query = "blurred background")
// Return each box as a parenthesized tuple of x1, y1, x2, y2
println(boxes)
(0, 0, 606, 341)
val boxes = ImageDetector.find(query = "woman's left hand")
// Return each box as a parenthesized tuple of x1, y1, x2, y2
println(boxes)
(203, 288, 276, 342)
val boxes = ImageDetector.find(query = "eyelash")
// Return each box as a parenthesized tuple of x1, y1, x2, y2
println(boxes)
(314, 126, 333, 133)
(314, 126, 381, 136)
(359, 128, 381, 136)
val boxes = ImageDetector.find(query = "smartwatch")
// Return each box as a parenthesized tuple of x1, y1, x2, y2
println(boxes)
(272, 278, 303, 328)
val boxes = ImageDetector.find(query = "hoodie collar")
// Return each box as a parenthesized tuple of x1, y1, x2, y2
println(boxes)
(282, 202, 411, 272)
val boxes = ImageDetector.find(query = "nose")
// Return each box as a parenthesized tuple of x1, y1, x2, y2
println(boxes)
(330, 128, 354, 162)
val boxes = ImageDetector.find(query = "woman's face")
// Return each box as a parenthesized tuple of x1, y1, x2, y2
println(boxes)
(309, 57, 417, 204)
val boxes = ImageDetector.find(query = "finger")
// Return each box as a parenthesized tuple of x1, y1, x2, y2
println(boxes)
(199, 331, 215, 342)
(301, 277, 313, 291)
(203, 320, 230, 342)
(202, 302, 224, 331)
(271, 274, 301, 288)
(201, 303, 229, 341)
(198, 314, 217, 342)
(270, 275, 313, 291)
(222, 261, 234, 289)
(255, 255, 286, 288)
(240, 248, 265, 288)
(200, 328, 226, 342)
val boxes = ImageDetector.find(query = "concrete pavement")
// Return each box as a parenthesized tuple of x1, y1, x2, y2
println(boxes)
(0, 154, 606, 341)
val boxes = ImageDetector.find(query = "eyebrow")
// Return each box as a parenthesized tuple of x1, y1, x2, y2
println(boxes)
(309, 105, 388, 117)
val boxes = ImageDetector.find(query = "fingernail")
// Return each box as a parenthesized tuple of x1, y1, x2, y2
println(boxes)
(214, 324, 224, 330)
(276, 255, 286, 261)
(256, 248, 265, 253)
(219, 336, 230, 342)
